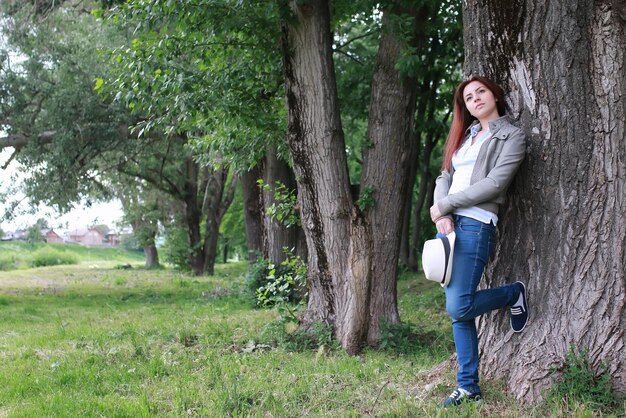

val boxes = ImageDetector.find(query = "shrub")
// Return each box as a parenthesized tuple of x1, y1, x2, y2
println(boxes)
(0, 253, 17, 271)
(260, 319, 335, 352)
(161, 226, 191, 271)
(29, 248, 79, 268)
(252, 252, 307, 322)
(546, 344, 620, 413)
(379, 321, 419, 354)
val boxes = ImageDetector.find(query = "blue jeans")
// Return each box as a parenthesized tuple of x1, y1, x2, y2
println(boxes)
(441, 215, 520, 394)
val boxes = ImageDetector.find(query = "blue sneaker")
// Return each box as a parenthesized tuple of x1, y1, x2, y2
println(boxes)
(510, 281, 529, 333)
(442, 387, 482, 407)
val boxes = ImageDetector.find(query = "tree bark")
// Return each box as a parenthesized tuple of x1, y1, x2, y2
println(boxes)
(182, 155, 204, 276)
(399, 130, 419, 269)
(282, 0, 370, 353)
(361, 10, 419, 345)
(281, 0, 419, 352)
(408, 135, 435, 270)
(143, 244, 159, 268)
(240, 165, 264, 262)
(262, 148, 301, 264)
(202, 166, 237, 275)
(463, 0, 626, 400)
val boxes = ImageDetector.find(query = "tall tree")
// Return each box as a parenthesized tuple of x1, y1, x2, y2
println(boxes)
(101, 0, 286, 271)
(261, 149, 302, 264)
(281, 0, 425, 352)
(463, 0, 625, 399)
(0, 1, 239, 274)
(113, 178, 166, 268)
(239, 165, 264, 261)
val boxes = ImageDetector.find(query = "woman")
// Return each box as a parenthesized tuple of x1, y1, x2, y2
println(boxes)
(430, 75, 529, 407)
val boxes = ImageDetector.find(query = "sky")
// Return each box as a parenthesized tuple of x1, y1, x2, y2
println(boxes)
(0, 149, 124, 232)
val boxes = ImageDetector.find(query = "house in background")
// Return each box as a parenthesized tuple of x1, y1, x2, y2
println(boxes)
(65, 227, 105, 246)
(2, 230, 28, 241)
(41, 229, 63, 244)
(105, 232, 121, 246)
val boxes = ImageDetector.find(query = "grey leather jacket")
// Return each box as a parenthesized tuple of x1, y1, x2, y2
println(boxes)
(434, 115, 527, 216)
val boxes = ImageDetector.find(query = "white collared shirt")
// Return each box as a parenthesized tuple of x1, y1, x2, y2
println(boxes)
(449, 129, 499, 225)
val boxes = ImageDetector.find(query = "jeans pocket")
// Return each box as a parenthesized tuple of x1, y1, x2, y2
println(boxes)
(457, 220, 483, 235)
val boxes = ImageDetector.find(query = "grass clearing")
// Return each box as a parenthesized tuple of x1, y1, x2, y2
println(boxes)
(0, 241, 145, 271)
(0, 249, 622, 417)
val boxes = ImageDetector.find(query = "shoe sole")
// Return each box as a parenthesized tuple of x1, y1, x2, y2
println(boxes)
(511, 281, 528, 333)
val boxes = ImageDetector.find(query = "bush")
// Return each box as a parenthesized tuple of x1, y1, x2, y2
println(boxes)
(161, 226, 191, 271)
(29, 248, 79, 268)
(260, 319, 335, 352)
(0, 253, 17, 271)
(546, 345, 620, 413)
(379, 321, 419, 354)
(252, 254, 307, 319)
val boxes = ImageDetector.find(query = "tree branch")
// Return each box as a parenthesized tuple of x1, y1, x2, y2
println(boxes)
(334, 30, 377, 50)
(1, 149, 19, 169)
(219, 172, 238, 220)
(0, 130, 56, 149)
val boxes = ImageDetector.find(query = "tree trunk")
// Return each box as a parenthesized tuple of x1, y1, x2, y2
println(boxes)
(281, 0, 419, 352)
(262, 148, 301, 264)
(240, 165, 264, 262)
(399, 130, 419, 269)
(361, 10, 419, 345)
(182, 155, 204, 276)
(202, 167, 238, 275)
(282, 0, 370, 353)
(408, 138, 434, 270)
(464, 0, 626, 400)
(143, 244, 159, 268)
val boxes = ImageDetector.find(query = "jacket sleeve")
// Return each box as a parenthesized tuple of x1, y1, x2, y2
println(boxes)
(436, 130, 526, 215)
(433, 170, 451, 204)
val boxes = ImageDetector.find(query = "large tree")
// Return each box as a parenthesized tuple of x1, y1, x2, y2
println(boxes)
(463, 0, 625, 399)
(281, 0, 428, 352)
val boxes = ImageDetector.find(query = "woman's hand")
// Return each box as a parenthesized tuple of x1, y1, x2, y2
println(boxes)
(430, 203, 443, 222)
(435, 217, 454, 235)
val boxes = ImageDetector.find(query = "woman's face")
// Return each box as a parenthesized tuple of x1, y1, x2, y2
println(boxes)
(462, 81, 499, 121)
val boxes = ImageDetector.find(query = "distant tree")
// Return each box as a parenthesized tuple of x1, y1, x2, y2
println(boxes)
(91, 224, 110, 236)
(26, 224, 44, 244)
(33, 218, 49, 230)
(0, 1, 239, 275)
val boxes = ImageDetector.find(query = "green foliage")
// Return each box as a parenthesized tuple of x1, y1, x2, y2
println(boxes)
(378, 321, 418, 354)
(101, 0, 286, 170)
(29, 248, 78, 268)
(546, 345, 621, 413)
(260, 320, 335, 352)
(218, 183, 247, 260)
(161, 226, 191, 271)
(253, 253, 307, 323)
(119, 233, 142, 252)
(357, 186, 376, 211)
(0, 253, 17, 271)
(258, 179, 300, 227)
(0, 241, 144, 271)
(0, 2, 131, 211)
(25, 226, 45, 244)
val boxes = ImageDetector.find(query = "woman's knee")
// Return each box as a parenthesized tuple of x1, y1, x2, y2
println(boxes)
(446, 298, 473, 321)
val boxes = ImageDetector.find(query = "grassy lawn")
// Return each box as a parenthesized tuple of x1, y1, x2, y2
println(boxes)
(0, 248, 621, 417)
(0, 241, 145, 271)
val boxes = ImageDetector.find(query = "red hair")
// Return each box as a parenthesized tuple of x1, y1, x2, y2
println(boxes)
(441, 76, 507, 171)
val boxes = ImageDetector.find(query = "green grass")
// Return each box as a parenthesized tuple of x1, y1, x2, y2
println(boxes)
(0, 250, 622, 417)
(0, 241, 144, 271)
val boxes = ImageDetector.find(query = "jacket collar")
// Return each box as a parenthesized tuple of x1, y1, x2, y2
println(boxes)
(464, 115, 513, 138)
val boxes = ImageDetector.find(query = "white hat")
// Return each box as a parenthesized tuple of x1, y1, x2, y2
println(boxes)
(422, 232, 456, 287)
